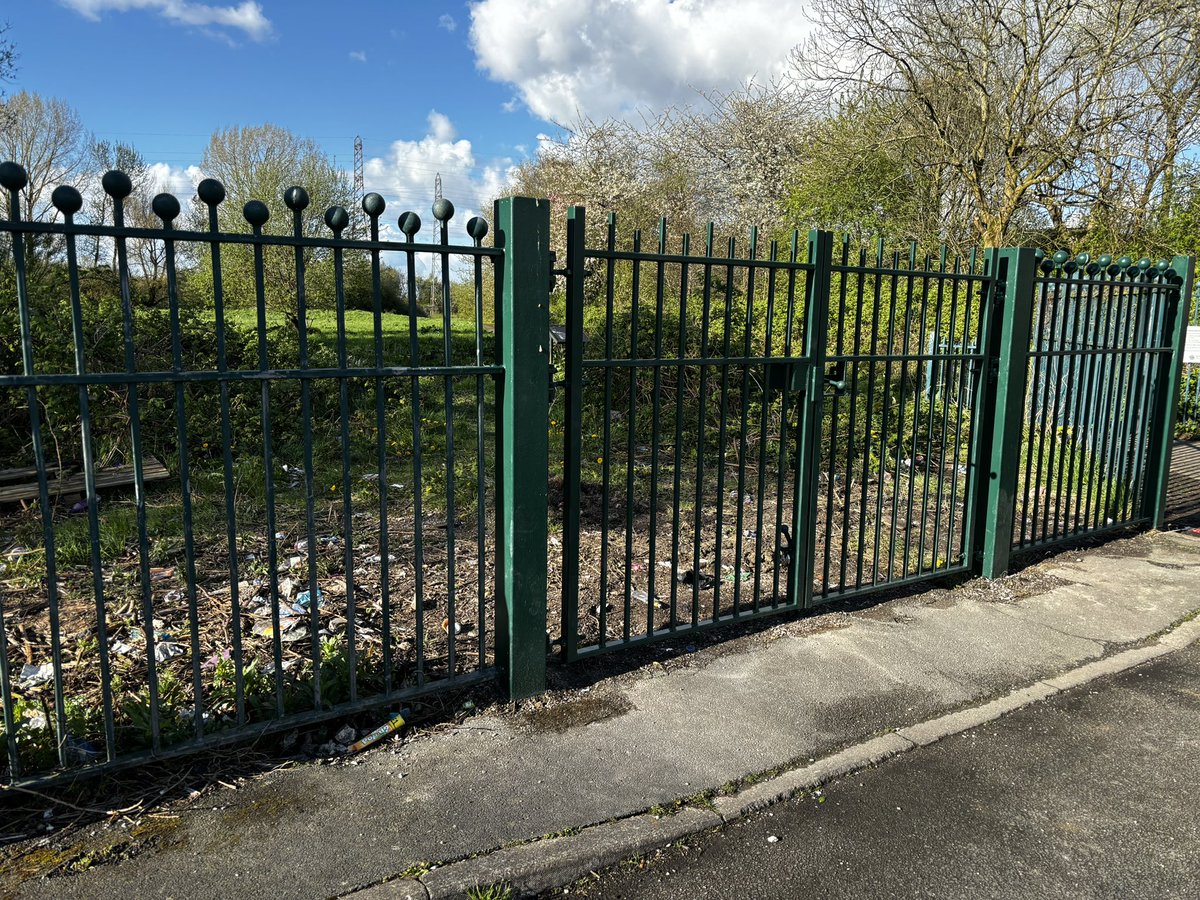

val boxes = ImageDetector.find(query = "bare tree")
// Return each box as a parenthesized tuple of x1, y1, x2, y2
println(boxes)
(793, 0, 1198, 246)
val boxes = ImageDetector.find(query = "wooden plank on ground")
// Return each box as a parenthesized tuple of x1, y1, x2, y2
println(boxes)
(0, 457, 169, 504)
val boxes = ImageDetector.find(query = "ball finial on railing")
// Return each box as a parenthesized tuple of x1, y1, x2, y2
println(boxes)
(325, 205, 350, 233)
(243, 200, 270, 228)
(0, 161, 28, 192)
(432, 197, 454, 222)
(362, 192, 386, 218)
(197, 178, 226, 206)
(101, 169, 133, 200)
(152, 192, 181, 223)
(51, 185, 84, 216)
(283, 186, 310, 211)
(466, 216, 488, 242)
(397, 211, 421, 237)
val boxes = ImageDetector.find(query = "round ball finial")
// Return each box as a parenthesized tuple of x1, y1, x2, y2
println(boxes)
(398, 211, 421, 237)
(283, 186, 310, 211)
(1155, 259, 1170, 274)
(1136, 257, 1151, 272)
(362, 192, 386, 218)
(1039, 257, 1054, 274)
(152, 193, 181, 223)
(0, 161, 29, 191)
(197, 178, 226, 206)
(51, 185, 84, 216)
(325, 205, 350, 233)
(1063, 259, 1078, 275)
(432, 197, 454, 222)
(1117, 256, 1133, 271)
(102, 169, 133, 200)
(1097, 254, 1112, 268)
(1074, 252, 1090, 267)
(466, 216, 488, 241)
(243, 200, 271, 228)
(1051, 249, 1070, 268)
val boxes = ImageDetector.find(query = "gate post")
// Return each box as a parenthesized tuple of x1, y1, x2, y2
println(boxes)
(1142, 255, 1195, 528)
(494, 196, 551, 698)
(974, 247, 1038, 578)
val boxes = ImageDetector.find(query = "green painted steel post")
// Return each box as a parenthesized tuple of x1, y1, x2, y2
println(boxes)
(494, 196, 551, 698)
(1142, 255, 1195, 528)
(793, 229, 833, 608)
(975, 247, 1038, 578)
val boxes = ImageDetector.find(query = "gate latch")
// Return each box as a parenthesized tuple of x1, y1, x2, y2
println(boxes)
(765, 360, 807, 394)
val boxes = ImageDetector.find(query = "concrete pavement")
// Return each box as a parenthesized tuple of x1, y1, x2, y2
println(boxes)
(574, 641, 1200, 899)
(6, 527, 1200, 900)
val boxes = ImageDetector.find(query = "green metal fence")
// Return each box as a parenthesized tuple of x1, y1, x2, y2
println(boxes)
(0, 162, 533, 785)
(1, 159, 1194, 786)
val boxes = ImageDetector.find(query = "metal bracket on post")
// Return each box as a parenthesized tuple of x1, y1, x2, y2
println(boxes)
(494, 196, 551, 699)
(972, 247, 1038, 579)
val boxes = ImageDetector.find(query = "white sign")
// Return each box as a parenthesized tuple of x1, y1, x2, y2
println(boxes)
(1187, 326, 1200, 364)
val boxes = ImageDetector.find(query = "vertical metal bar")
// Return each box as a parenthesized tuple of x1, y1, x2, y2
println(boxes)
(869, 241, 890, 583)
(953, 247, 981, 565)
(562, 207, 585, 657)
(625, 229, 641, 639)
(1094, 266, 1127, 529)
(158, 196, 204, 739)
(858, 244, 882, 588)
(878, 249, 901, 580)
(647, 219, 667, 631)
(286, 189, 323, 710)
(1144, 256, 1195, 526)
(200, 181, 249, 721)
(1046, 263, 1075, 540)
(1060, 261, 1088, 536)
(713, 237, 736, 617)
(845, 246, 867, 589)
(1073, 263, 1101, 534)
(325, 206, 358, 701)
(108, 173, 160, 752)
(470, 219, 490, 667)
(733, 227, 758, 613)
(399, 211, 424, 689)
(245, 201, 284, 718)
(931, 253, 959, 569)
(821, 236, 848, 596)
(917, 248, 948, 572)
(436, 205, 458, 678)
(693, 224, 715, 625)
(1018, 270, 1048, 548)
(774, 232, 798, 605)
(669, 232, 690, 624)
(1124, 266, 1161, 519)
(54, 185, 116, 759)
(1104, 265, 1140, 523)
(753, 240, 778, 610)
(493, 195, 550, 698)
(900, 245, 927, 577)
(975, 248, 1037, 578)
(2, 165, 59, 776)
(599, 214, 617, 646)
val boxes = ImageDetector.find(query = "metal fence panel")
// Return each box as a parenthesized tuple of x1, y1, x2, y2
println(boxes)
(0, 162, 499, 785)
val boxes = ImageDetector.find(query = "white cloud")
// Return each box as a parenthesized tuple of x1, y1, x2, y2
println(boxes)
(363, 110, 516, 250)
(146, 162, 204, 199)
(438, 13, 457, 31)
(349, 50, 368, 63)
(58, 0, 272, 41)
(469, 0, 811, 123)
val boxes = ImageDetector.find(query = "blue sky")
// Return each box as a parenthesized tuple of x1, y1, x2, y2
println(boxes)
(4, 1, 812, 227)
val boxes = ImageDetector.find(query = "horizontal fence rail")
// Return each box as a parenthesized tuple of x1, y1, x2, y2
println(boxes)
(0, 162, 499, 784)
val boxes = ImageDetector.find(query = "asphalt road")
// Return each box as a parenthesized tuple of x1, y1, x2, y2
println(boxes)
(563, 641, 1200, 900)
